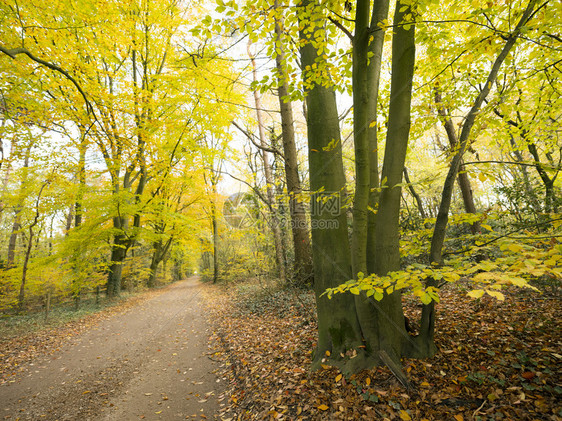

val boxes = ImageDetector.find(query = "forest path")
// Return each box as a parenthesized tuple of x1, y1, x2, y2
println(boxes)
(0, 277, 225, 420)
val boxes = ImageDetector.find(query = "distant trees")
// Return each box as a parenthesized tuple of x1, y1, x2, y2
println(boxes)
(0, 0, 240, 310)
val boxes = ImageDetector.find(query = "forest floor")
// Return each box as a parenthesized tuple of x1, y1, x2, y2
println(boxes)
(0, 277, 227, 420)
(203, 278, 562, 421)
(1, 277, 560, 420)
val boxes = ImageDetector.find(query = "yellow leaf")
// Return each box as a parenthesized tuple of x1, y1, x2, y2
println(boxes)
(421, 381, 430, 387)
(507, 243, 523, 253)
(481, 223, 493, 232)
(321, 364, 330, 369)
(399, 410, 412, 420)
(365, 377, 371, 386)
(335, 374, 342, 382)
(325, 350, 331, 356)
(454, 415, 464, 421)
(369, 120, 376, 128)
(467, 289, 485, 299)
(318, 404, 329, 411)
(486, 289, 505, 301)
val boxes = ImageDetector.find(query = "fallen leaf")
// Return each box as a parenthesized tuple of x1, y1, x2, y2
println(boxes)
(399, 410, 411, 420)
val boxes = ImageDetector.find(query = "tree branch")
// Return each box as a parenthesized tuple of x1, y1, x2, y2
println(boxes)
(0, 45, 94, 115)
(231, 120, 284, 158)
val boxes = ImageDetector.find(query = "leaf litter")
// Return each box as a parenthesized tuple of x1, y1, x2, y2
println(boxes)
(202, 280, 561, 420)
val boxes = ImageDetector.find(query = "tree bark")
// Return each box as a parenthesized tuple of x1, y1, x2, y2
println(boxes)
(299, 0, 364, 372)
(434, 89, 480, 233)
(18, 180, 49, 312)
(211, 181, 219, 284)
(248, 41, 286, 282)
(273, 0, 313, 284)
(403, 167, 427, 219)
(371, 0, 416, 362)
(6, 144, 32, 268)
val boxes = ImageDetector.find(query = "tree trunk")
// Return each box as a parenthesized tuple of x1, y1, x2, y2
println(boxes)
(421, 0, 539, 351)
(370, 0, 416, 362)
(299, 0, 364, 372)
(365, 0, 390, 277)
(351, 0, 374, 277)
(75, 132, 87, 227)
(248, 41, 286, 282)
(403, 167, 427, 219)
(273, 0, 313, 285)
(434, 89, 480, 233)
(18, 180, 48, 312)
(7, 144, 32, 268)
(6, 214, 21, 268)
(148, 236, 173, 288)
(211, 183, 219, 284)
(107, 218, 129, 297)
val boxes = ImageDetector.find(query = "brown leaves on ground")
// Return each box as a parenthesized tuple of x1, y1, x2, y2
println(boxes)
(203, 281, 561, 420)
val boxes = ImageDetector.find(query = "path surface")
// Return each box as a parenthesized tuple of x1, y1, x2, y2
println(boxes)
(0, 277, 225, 420)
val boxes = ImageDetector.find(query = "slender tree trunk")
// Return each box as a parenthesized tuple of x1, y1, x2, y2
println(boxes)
(371, 0, 416, 362)
(365, 0, 390, 276)
(434, 89, 480, 233)
(72, 130, 87, 309)
(508, 135, 541, 211)
(6, 214, 21, 268)
(527, 139, 557, 213)
(148, 236, 173, 288)
(248, 42, 286, 282)
(419, 0, 539, 352)
(7, 144, 32, 268)
(18, 181, 48, 312)
(351, 0, 373, 277)
(273, 1, 313, 284)
(211, 183, 219, 284)
(75, 133, 87, 227)
(64, 206, 74, 234)
(403, 167, 427, 219)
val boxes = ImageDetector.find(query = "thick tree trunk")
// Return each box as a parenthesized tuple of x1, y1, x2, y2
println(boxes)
(274, 1, 313, 284)
(107, 216, 129, 297)
(299, 0, 364, 372)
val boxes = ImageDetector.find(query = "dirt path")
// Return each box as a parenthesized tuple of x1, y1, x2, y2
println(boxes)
(0, 277, 226, 420)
